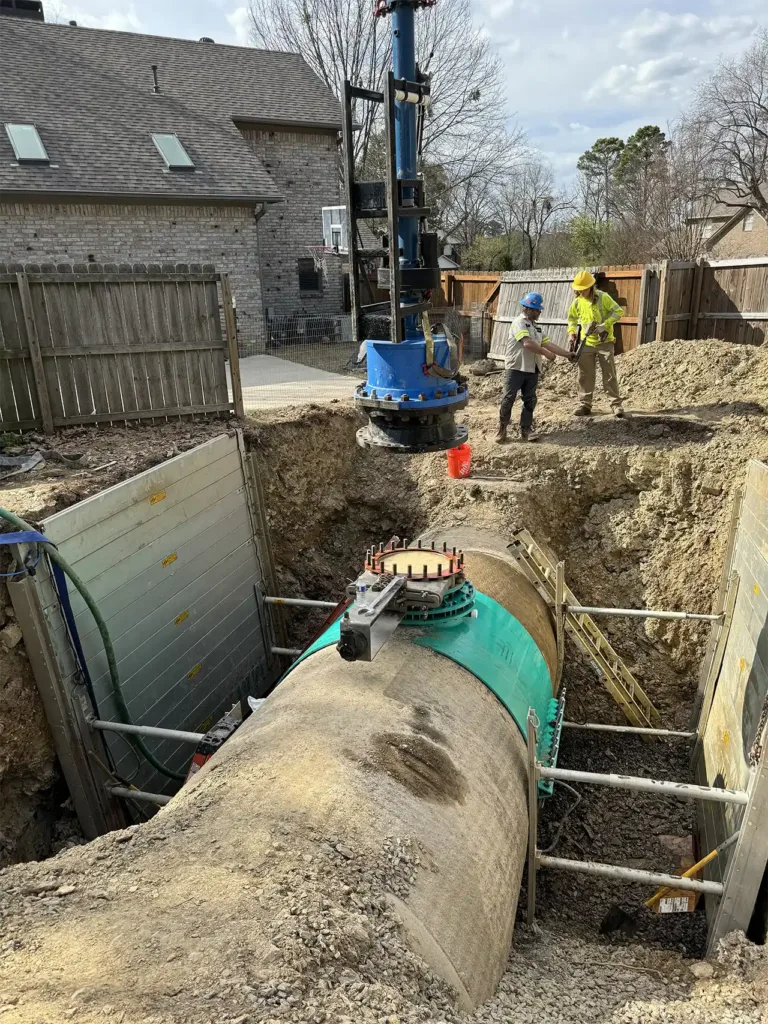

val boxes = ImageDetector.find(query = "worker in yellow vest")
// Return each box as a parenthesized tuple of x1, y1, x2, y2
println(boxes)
(567, 270, 625, 418)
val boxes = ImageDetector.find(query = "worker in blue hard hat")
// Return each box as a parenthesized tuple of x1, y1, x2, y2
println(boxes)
(496, 292, 575, 443)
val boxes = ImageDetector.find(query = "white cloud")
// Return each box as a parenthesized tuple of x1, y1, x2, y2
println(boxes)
(51, 2, 144, 31)
(487, 0, 514, 18)
(568, 122, 590, 132)
(226, 6, 251, 46)
(587, 53, 703, 102)
(617, 9, 757, 57)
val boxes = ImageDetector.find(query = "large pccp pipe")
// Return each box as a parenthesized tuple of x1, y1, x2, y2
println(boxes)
(226, 526, 557, 1007)
(0, 530, 556, 1016)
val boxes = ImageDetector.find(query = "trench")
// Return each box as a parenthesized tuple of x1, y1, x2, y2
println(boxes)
(2, 340, 768, 1020)
(0, 401, 745, 953)
(250, 401, 738, 957)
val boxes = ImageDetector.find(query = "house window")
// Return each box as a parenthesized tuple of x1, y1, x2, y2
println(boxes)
(298, 257, 322, 293)
(5, 123, 49, 164)
(743, 210, 756, 232)
(151, 133, 195, 170)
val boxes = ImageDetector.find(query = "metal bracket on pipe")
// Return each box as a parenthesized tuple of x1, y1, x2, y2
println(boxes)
(337, 575, 407, 662)
(526, 709, 539, 926)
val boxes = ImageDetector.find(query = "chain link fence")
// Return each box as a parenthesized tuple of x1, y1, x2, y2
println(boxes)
(235, 307, 490, 413)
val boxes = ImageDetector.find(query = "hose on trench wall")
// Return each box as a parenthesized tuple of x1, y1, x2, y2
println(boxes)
(0, 506, 186, 781)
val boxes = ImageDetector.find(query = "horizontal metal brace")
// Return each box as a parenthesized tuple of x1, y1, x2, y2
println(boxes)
(356, 207, 430, 220)
(264, 596, 339, 609)
(399, 301, 432, 317)
(538, 854, 724, 895)
(539, 765, 748, 804)
(272, 646, 303, 657)
(562, 722, 695, 739)
(109, 786, 172, 807)
(362, 301, 391, 312)
(348, 85, 384, 103)
(567, 604, 723, 623)
(91, 719, 204, 745)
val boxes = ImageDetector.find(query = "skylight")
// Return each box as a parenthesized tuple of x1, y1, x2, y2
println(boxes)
(5, 123, 49, 164)
(152, 133, 195, 170)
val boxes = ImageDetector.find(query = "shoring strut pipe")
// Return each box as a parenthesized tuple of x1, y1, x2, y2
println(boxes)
(539, 765, 749, 804)
(567, 604, 723, 623)
(91, 719, 204, 745)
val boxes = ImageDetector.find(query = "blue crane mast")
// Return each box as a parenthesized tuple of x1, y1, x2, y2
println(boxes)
(342, 0, 469, 453)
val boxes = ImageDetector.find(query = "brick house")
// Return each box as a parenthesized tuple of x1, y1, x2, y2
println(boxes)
(689, 190, 768, 259)
(0, 12, 344, 347)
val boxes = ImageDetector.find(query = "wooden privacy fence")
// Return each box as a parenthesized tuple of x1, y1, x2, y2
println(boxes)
(0, 263, 244, 433)
(474, 256, 768, 361)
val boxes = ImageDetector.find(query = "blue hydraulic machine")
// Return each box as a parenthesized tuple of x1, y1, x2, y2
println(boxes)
(342, 0, 468, 453)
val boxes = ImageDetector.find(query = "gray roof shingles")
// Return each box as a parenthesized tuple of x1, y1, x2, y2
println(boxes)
(0, 19, 342, 204)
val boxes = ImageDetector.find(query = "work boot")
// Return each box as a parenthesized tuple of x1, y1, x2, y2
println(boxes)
(520, 430, 538, 443)
(573, 406, 592, 417)
(495, 425, 508, 443)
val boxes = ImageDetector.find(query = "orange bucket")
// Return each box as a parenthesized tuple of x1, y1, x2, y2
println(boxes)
(446, 444, 471, 479)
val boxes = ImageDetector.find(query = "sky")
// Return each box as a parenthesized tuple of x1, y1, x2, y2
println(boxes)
(43, 0, 767, 182)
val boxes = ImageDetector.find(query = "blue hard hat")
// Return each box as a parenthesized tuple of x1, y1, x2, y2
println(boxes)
(521, 292, 544, 311)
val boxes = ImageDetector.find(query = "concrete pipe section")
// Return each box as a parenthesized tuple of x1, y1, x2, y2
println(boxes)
(0, 528, 557, 1016)
(235, 526, 558, 1007)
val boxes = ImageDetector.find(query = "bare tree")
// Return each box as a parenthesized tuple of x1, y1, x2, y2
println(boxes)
(686, 30, 768, 220)
(649, 127, 716, 260)
(495, 156, 573, 269)
(247, 0, 517, 224)
(248, 0, 388, 168)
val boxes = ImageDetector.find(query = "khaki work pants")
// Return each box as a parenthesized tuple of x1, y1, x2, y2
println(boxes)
(578, 342, 623, 411)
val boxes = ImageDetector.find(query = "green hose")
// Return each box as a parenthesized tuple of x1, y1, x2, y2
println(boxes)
(0, 507, 186, 781)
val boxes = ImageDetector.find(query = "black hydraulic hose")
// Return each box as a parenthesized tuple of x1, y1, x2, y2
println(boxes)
(0, 507, 186, 781)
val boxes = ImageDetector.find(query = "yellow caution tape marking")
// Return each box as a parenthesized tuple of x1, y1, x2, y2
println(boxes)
(187, 663, 202, 680)
(174, 610, 189, 626)
(150, 491, 166, 505)
(755, 583, 761, 597)
(739, 657, 746, 672)
(723, 730, 730, 746)
(162, 552, 178, 568)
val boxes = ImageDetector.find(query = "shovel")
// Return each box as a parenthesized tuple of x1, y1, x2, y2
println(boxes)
(599, 831, 739, 936)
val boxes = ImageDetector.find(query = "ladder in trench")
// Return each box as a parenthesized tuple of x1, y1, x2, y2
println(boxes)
(509, 528, 661, 730)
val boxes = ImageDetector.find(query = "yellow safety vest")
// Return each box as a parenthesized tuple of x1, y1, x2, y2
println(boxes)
(567, 290, 624, 347)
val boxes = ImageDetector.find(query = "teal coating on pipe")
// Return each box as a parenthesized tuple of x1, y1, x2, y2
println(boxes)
(287, 591, 554, 747)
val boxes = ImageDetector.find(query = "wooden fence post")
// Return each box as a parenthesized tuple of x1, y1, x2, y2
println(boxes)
(690, 257, 706, 339)
(220, 273, 245, 420)
(636, 266, 650, 346)
(655, 259, 670, 342)
(15, 272, 54, 433)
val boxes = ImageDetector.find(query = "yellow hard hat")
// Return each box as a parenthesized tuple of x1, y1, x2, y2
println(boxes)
(572, 270, 596, 291)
